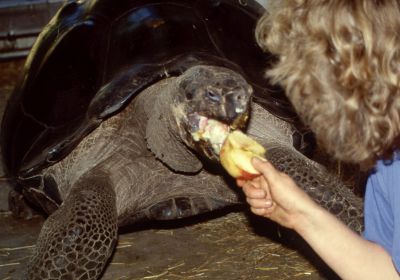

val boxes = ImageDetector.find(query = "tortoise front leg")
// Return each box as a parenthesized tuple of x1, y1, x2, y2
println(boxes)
(265, 146, 364, 234)
(25, 171, 118, 280)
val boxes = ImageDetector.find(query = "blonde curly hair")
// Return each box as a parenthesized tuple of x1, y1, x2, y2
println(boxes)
(256, 0, 400, 167)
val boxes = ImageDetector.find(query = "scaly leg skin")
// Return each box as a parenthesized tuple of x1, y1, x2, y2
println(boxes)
(266, 147, 364, 234)
(25, 171, 118, 280)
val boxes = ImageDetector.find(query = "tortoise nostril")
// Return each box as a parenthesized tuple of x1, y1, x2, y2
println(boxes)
(233, 91, 248, 103)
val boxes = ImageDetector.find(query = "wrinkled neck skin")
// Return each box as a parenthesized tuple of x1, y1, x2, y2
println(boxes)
(145, 81, 203, 174)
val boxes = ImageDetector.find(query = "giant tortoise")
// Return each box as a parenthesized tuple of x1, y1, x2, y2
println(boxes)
(1, 0, 363, 279)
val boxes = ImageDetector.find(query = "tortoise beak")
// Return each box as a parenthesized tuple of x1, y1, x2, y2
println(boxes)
(230, 111, 249, 130)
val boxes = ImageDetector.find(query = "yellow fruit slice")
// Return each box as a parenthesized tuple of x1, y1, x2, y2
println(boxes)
(220, 130, 266, 179)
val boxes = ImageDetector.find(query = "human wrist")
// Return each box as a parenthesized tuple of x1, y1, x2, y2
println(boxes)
(291, 200, 325, 235)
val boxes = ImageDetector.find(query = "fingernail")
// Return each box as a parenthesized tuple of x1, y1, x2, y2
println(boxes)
(265, 200, 273, 207)
(253, 157, 268, 163)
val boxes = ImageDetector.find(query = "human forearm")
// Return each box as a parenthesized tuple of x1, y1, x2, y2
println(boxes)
(295, 205, 399, 280)
(242, 159, 399, 279)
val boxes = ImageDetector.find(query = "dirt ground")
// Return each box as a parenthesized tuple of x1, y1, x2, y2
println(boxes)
(0, 60, 364, 280)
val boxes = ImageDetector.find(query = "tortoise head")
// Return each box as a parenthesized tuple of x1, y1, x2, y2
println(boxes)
(172, 65, 253, 162)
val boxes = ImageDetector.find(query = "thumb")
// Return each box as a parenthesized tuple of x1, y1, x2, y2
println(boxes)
(251, 157, 280, 182)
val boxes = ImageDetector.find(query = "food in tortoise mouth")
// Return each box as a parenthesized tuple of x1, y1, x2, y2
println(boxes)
(191, 115, 230, 154)
(191, 116, 266, 179)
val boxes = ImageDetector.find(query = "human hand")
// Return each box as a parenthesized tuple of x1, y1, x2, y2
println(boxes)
(237, 158, 319, 230)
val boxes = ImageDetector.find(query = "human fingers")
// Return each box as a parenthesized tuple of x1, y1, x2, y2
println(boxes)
(237, 175, 262, 188)
(242, 182, 266, 199)
(236, 179, 245, 188)
(250, 206, 274, 217)
(251, 158, 281, 182)
(246, 197, 274, 209)
(258, 175, 273, 200)
(251, 158, 295, 195)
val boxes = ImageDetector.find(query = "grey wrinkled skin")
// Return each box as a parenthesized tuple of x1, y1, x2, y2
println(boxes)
(22, 65, 363, 280)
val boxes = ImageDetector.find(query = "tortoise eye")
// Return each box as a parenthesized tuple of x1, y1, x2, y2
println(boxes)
(206, 90, 220, 102)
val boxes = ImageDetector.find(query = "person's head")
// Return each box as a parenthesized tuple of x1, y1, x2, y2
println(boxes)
(256, 0, 400, 168)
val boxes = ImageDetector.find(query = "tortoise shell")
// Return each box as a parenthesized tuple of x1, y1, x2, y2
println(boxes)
(1, 0, 300, 186)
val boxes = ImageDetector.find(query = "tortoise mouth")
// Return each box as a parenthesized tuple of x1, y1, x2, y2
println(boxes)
(189, 113, 249, 157)
(189, 113, 230, 156)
